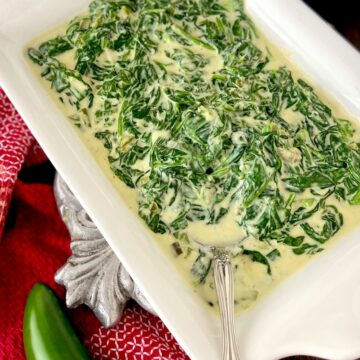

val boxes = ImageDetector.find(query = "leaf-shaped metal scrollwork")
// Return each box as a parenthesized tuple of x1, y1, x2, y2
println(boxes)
(54, 174, 155, 328)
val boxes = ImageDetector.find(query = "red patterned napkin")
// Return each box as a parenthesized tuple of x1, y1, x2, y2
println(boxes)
(0, 88, 189, 360)
(0, 89, 34, 238)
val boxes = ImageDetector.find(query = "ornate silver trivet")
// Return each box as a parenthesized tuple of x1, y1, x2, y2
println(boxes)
(53, 174, 155, 328)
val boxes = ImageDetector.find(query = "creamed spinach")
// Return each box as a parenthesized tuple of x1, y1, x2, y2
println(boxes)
(28, 0, 360, 310)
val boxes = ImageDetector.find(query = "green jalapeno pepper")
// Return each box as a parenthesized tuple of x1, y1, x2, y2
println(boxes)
(23, 282, 91, 360)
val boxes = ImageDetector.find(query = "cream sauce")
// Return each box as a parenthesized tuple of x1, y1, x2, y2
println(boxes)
(187, 203, 247, 245)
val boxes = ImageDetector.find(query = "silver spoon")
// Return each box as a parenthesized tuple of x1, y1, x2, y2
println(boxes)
(213, 247, 241, 360)
(194, 239, 245, 360)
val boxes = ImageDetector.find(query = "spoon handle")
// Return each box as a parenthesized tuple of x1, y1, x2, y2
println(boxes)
(214, 254, 240, 360)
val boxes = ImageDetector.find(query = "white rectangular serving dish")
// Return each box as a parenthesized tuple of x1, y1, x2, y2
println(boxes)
(1, 1, 360, 359)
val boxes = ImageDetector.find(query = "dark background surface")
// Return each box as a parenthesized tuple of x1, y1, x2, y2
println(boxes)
(304, 0, 360, 49)
(9, 2, 360, 360)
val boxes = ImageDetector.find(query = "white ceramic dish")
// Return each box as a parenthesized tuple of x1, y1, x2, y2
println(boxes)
(1, 1, 360, 359)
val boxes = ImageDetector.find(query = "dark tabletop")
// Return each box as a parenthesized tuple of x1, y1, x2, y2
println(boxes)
(305, 0, 360, 49)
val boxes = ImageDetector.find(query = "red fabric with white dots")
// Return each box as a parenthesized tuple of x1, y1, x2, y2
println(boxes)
(0, 88, 189, 360)
(0, 88, 35, 239)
